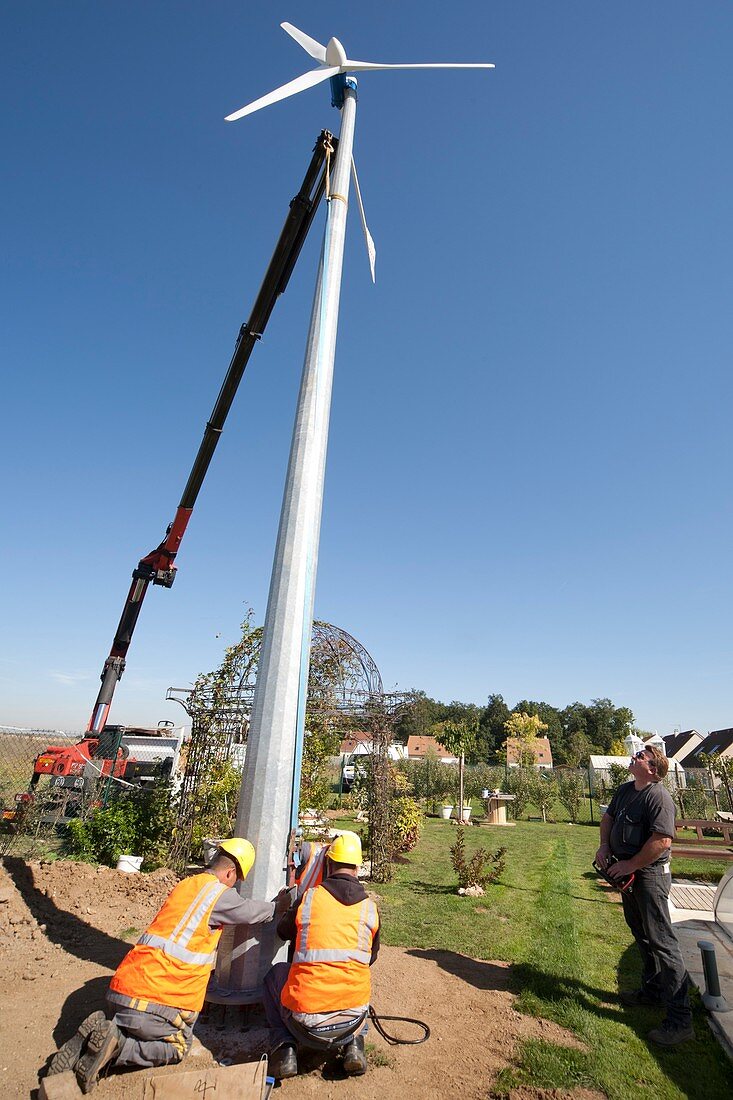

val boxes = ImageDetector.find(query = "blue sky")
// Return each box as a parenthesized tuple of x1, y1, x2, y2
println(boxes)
(2, 2, 732, 735)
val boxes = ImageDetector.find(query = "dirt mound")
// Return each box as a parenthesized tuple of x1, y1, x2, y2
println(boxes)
(0, 860, 600, 1100)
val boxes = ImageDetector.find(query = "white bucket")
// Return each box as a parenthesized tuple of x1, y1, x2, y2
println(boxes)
(116, 854, 143, 873)
(440, 806, 453, 820)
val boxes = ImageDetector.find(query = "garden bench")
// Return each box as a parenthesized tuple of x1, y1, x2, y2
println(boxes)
(672, 818, 733, 861)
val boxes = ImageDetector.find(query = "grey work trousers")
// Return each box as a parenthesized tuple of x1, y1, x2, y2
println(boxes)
(106, 993, 197, 1069)
(620, 863, 691, 1025)
(262, 962, 367, 1053)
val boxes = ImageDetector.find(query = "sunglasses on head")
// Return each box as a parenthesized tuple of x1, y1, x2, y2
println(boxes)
(633, 749, 655, 766)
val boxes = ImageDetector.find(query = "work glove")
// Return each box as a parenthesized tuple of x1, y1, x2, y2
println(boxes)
(274, 886, 296, 916)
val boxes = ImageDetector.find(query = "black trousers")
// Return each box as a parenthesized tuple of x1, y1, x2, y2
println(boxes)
(620, 864, 691, 1024)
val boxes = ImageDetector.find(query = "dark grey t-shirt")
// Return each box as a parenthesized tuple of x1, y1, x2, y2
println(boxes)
(607, 780, 676, 862)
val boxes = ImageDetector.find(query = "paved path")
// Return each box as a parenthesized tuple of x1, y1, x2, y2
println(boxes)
(670, 879, 733, 1058)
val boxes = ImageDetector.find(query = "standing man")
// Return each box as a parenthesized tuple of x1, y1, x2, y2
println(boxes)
(595, 745, 693, 1046)
(263, 831, 380, 1080)
(48, 838, 291, 1093)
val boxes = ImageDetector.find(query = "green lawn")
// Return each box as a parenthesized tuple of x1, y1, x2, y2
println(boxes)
(369, 817, 733, 1100)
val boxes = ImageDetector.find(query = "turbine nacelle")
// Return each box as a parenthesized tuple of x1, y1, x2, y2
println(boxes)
(325, 37, 348, 69)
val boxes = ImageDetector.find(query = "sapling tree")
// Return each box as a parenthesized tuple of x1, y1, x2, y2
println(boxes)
(557, 770, 585, 823)
(450, 827, 506, 892)
(441, 716, 478, 819)
(530, 771, 557, 823)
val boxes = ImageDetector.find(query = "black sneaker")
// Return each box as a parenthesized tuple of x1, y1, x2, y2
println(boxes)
(76, 1019, 121, 1093)
(619, 989, 663, 1007)
(269, 1043, 298, 1080)
(648, 1019, 695, 1046)
(342, 1034, 367, 1076)
(48, 1011, 106, 1076)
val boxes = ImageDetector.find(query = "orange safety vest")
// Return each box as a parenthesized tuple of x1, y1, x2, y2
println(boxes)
(281, 885, 379, 1014)
(296, 843, 328, 896)
(110, 873, 228, 1012)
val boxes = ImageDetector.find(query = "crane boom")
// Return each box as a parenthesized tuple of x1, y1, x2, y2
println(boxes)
(87, 131, 336, 734)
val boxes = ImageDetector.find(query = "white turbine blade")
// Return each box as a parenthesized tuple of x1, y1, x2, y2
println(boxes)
(351, 157, 376, 283)
(345, 60, 495, 71)
(225, 67, 338, 121)
(281, 22, 328, 63)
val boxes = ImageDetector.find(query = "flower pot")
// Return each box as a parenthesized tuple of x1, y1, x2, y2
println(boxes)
(440, 805, 454, 820)
(461, 806, 472, 822)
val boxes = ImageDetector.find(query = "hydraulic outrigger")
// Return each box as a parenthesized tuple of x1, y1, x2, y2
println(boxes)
(87, 130, 336, 734)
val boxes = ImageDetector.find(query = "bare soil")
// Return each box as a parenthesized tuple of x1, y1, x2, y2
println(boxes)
(0, 860, 603, 1100)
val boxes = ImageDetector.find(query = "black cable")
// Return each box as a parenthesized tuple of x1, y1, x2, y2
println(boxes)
(369, 1005, 430, 1045)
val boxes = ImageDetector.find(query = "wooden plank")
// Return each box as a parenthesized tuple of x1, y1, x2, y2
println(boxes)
(672, 845, 733, 861)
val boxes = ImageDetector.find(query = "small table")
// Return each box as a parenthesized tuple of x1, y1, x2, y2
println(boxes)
(482, 792, 515, 825)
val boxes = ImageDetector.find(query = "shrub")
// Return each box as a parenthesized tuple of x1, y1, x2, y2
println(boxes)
(530, 772, 557, 822)
(65, 786, 174, 870)
(504, 767, 535, 819)
(676, 776, 711, 820)
(449, 828, 506, 890)
(391, 795, 423, 853)
(187, 760, 242, 859)
(607, 763, 629, 796)
(557, 771, 585, 823)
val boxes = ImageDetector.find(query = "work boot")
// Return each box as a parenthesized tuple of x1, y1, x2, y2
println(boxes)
(269, 1043, 298, 1080)
(647, 1019, 695, 1046)
(75, 1019, 121, 1093)
(341, 1034, 367, 1076)
(47, 1011, 106, 1076)
(619, 989, 663, 1007)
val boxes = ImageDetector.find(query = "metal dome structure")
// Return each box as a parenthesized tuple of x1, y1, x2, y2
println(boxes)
(167, 620, 385, 868)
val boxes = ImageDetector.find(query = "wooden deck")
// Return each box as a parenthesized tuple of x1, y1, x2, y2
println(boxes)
(669, 882, 717, 912)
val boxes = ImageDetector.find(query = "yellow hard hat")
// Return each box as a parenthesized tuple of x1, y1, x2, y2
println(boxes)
(217, 838, 255, 880)
(328, 831, 362, 866)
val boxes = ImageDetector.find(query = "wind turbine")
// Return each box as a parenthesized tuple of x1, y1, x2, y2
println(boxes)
(225, 22, 494, 121)
(214, 24, 493, 1001)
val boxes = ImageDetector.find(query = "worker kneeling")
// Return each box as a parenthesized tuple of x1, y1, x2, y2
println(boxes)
(48, 839, 290, 1093)
(263, 831, 380, 1080)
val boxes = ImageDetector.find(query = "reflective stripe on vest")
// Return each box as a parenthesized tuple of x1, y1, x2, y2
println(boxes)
(293, 890, 378, 966)
(138, 880, 227, 966)
(298, 845, 327, 894)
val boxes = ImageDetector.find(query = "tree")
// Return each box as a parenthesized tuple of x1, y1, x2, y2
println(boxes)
(585, 698, 634, 754)
(393, 691, 444, 744)
(504, 767, 535, 819)
(440, 717, 478, 817)
(699, 753, 733, 814)
(530, 771, 557, 823)
(475, 694, 511, 763)
(513, 700, 562, 751)
(503, 711, 548, 768)
(559, 702, 588, 764)
(557, 771, 585, 823)
(564, 729, 592, 769)
(559, 699, 634, 757)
